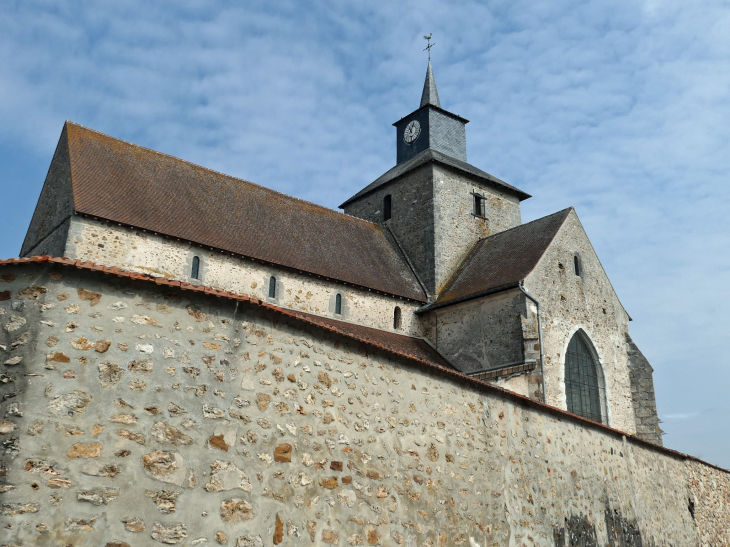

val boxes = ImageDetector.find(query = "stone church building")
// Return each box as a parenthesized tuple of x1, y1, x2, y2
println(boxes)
(1, 64, 728, 545)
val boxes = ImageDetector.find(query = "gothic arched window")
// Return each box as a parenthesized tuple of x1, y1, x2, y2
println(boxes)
(393, 306, 402, 330)
(565, 331, 607, 424)
(383, 195, 392, 221)
(335, 293, 342, 315)
(268, 276, 277, 299)
(191, 256, 200, 280)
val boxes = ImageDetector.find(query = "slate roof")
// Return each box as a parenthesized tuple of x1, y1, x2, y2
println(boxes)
(63, 122, 426, 302)
(339, 148, 531, 208)
(420, 61, 441, 108)
(427, 208, 573, 310)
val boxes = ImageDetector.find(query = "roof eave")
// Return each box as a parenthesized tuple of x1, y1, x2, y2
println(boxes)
(392, 103, 470, 126)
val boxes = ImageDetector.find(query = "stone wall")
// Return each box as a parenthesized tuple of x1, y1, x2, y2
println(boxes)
(626, 334, 663, 445)
(344, 162, 522, 296)
(19, 125, 74, 258)
(431, 165, 522, 294)
(434, 289, 525, 374)
(524, 209, 636, 435)
(61, 216, 426, 337)
(1, 262, 728, 546)
(343, 164, 437, 295)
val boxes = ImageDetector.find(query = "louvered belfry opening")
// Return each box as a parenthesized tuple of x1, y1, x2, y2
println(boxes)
(565, 331, 607, 424)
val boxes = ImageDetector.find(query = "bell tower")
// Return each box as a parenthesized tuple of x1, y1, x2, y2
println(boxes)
(394, 62, 469, 165)
(341, 63, 531, 298)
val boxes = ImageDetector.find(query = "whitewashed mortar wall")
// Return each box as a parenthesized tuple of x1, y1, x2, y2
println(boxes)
(1, 263, 728, 546)
(64, 217, 426, 337)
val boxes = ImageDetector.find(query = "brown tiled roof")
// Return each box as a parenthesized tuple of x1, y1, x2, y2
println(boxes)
(2, 255, 726, 474)
(339, 148, 531, 208)
(63, 122, 426, 302)
(427, 208, 572, 310)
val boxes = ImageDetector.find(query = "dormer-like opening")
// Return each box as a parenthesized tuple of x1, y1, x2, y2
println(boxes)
(268, 276, 277, 299)
(335, 293, 342, 315)
(393, 306, 402, 330)
(191, 256, 200, 280)
(383, 195, 392, 221)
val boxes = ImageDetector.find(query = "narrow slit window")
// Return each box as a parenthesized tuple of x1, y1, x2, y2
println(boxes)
(393, 306, 402, 330)
(574, 254, 581, 276)
(191, 256, 200, 279)
(473, 194, 485, 217)
(268, 276, 277, 298)
(335, 293, 342, 315)
(383, 195, 392, 221)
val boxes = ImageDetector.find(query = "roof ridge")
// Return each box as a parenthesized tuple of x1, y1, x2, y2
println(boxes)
(479, 207, 573, 242)
(428, 208, 574, 310)
(65, 121, 379, 230)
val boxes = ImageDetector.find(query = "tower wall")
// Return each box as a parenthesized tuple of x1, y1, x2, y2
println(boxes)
(428, 109, 466, 161)
(343, 164, 437, 295)
(432, 165, 521, 293)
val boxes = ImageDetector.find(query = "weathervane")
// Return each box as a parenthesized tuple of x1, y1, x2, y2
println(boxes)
(423, 33, 435, 61)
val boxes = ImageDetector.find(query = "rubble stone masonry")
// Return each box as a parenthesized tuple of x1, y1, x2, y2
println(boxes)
(63, 216, 426, 337)
(0, 262, 728, 546)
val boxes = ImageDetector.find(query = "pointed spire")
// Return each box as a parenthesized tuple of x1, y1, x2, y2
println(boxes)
(420, 61, 441, 108)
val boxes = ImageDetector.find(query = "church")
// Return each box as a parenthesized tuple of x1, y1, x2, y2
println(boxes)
(1, 64, 728, 545)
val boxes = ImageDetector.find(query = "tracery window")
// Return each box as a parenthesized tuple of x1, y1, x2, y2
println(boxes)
(335, 293, 342, 315)
(268, 276, 276, 299)
(191, 256, 200, 280)
(565, 331, 607, 424)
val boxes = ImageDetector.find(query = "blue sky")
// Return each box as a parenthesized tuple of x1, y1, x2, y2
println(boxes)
(2, 0, 729, 467)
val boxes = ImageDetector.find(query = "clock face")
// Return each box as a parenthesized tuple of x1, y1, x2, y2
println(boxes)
(403, 120, 421, 144)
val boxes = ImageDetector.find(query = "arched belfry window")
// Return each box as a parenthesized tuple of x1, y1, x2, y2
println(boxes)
(191, 256, 200, 280)
(335, 294, 342, 315)
(393, 306, 402, 330)
(268, 276, 276, 299)
(565, 331, 607, 424)
(383, 195, 392, 221)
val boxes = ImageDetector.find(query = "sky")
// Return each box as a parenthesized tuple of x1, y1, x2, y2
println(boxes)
(1, 0, 729, 467)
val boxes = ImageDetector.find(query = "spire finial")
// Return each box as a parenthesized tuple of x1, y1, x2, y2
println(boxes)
(423, 34, 435, 62)
(420, 55, 441, 108)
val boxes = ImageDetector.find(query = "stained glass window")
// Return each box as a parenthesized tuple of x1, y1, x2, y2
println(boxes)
(565, 332, 607, 424)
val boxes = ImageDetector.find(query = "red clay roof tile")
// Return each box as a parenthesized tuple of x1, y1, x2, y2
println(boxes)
(64, 122, 426, 302)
